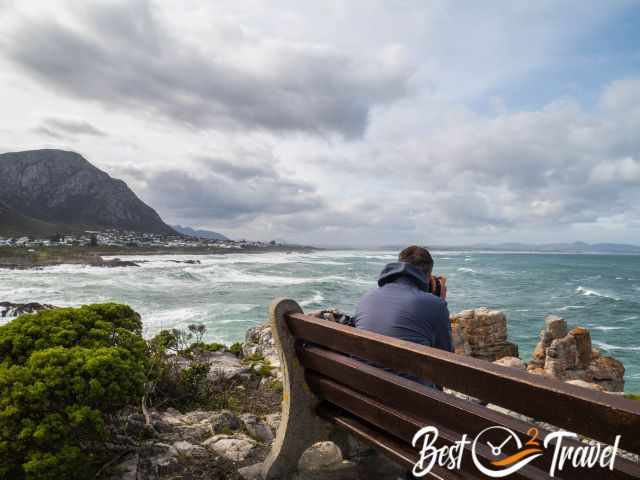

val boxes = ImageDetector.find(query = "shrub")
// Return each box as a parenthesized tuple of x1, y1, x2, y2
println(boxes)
(228, 342, 243, 357)
(0, 304, 147, 480)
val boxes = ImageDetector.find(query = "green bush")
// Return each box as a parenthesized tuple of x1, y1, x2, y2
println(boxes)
(0, 304, 147, 480)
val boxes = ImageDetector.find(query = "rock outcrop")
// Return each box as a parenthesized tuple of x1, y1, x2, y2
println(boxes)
(450, 307, 519, 361)
(0, 301, 57, 318)
(527, 314, 625, 392)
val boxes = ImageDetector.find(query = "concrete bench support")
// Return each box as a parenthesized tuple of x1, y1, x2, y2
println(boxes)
(261, 298, 335, 480)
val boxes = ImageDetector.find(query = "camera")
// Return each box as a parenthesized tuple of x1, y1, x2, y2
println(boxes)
(429, 276, 443, 297)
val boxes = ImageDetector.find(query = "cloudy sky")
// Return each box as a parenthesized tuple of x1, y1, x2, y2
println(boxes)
(1, 1, 639, 246)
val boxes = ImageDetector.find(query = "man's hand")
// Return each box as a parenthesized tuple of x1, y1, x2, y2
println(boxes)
(438, 276, 447, 300)
(430, 275, 447, 300)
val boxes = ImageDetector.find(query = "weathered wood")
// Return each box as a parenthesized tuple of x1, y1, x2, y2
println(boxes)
(309, 373, 552, 480)
(317, 403, 479, 480)
(287, 311, 640, 454)
(300, 345, 640, 479)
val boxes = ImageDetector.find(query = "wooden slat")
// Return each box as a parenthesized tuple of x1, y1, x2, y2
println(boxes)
(317, 403, 478, 480)
(309, 373, 552, 480)
(302, 351, 640, 479)
(287, 312, 640, 454)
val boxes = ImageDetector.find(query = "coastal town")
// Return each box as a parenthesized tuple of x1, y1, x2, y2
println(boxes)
(0, 229, 280, 250)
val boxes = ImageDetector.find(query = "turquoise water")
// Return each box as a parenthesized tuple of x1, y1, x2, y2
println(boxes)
(1, 250, 638, 392)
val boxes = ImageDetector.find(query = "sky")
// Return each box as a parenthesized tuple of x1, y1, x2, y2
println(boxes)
(0, 1, 639, 246)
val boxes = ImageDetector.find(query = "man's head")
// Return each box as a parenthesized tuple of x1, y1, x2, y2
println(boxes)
(398, 245, 434, 277)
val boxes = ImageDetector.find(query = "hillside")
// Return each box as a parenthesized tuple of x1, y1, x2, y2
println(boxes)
(0, 149, 176, 235)
(173, 225, 229, 241)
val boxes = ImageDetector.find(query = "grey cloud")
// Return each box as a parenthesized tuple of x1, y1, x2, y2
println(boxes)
(7, 1, 411, 138)
(144, 166, 324, 225)
(194, 156, 278, 181)
(34, 117, 108, 138)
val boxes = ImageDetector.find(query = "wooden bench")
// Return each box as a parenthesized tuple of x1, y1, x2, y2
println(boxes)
(261, 298, 640, 479)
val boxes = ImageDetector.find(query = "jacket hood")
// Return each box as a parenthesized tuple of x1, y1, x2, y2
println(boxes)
(377, 261, 429, 290)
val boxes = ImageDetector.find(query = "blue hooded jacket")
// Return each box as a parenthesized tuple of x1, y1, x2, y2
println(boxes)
(353, 262, 453, 353)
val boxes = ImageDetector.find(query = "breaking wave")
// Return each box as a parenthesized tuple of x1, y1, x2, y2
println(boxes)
(575, 286, 620, 301)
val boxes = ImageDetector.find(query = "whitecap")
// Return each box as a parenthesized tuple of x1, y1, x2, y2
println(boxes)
(589, 326, 626, 331)
(623, 315, 639, 321)
(557, 305, 586, 311)
(593, 341, 640, 351)
(457, 267, 476, 273)
(575, 286, 620, 301)
(300, 291, 325, 307)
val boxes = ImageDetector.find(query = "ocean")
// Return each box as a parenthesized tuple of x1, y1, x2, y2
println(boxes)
(1, 250, 639, 392)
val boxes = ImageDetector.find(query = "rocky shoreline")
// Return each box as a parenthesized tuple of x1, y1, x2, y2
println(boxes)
(0, 245, 316, 270)
(2, 303, 636, 479)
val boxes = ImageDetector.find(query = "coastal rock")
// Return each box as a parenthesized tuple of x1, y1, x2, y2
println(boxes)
(240, 413, 274, 444)
(493, 356, 527, 370)
(298, 442, 343, 470)
(210, 410, 242, 434)
(238, 462, 264, 480)
(244, 322, 281, 374)
(264, 412, 281, 432)
(527, 315, 624, 392)
(171, 350, 251, 381)
(203, 433, 257, 462)
(450, 307, 518, 361)
(91, 257, 140, 267)
(545, 315, 568, 339)
(587, 356, 625, 392)
(565, 379, 605, 391)
(0, 301, 57, 318)
(570, 327, 593, 368)
(172, 440, 207, 457)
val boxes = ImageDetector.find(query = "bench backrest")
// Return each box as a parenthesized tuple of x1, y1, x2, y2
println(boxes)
(262, 298, 640, 480)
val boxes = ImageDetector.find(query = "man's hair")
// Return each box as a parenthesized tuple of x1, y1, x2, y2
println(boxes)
(398, 245, 434, 275)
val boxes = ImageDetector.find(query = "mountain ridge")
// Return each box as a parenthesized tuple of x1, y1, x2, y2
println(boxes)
(172, 225, 229, 241)
(0, 149, 176, 236)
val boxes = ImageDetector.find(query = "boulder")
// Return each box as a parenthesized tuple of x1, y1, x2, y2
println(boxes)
(544, 335, 578, 378)
(298, 442, 343, 471)
(240, 413, 274, 444)
(203, 433, 257, 462)
(238, 462, 264, 480)
(544, 315, 568, 339)
(493, 356, 527, 370)
(172, 440, 207, 457)
(450, 307, 518, 361)
(170, 350, 251, 381)
(565, 379, 605, 392)
(0, 301, 57, 318)
(244, 322, 281, 374)
(210, 410, 242, 434)
(264, 412, 281, 432)
(586, 356, 625, 392)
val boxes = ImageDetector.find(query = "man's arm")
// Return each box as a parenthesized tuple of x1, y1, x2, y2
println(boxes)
(433, 301, 453, 352)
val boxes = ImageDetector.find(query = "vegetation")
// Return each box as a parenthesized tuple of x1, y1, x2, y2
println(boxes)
(625, 393, 640, 401)
(0, 307, 281, 479)
(0, 304, 147, 480)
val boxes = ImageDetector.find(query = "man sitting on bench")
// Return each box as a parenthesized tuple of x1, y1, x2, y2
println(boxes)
(353, 246, 453, 385)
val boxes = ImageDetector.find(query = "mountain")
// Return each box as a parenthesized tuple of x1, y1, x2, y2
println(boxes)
(0, 198, 62, 236)
(439, 241, 640, 254)
(173, 225, 229, 241)
(0, 149, 176, 236)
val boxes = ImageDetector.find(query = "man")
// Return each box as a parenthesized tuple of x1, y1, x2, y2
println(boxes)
(353, 245, 453, 355)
